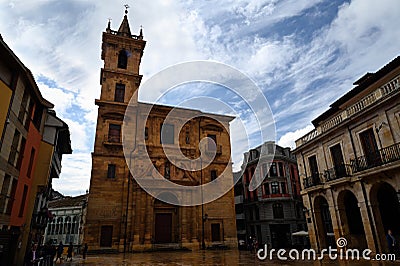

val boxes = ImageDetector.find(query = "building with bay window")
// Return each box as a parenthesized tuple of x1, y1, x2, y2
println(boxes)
(236, 142, 307, 249)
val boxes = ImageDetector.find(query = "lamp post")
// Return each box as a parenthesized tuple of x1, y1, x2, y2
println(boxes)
(199, 118, 206, 250)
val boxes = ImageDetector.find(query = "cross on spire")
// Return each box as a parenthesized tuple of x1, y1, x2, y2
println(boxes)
(124, 4, 130, 14)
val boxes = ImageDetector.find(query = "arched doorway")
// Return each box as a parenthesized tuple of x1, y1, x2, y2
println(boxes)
(153, 193, 179, 244)
(337, 190, 367, 249)
(370, 182, 400, 252)
(314, 196, 335, 248)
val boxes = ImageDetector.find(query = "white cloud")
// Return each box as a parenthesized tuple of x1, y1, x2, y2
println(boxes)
(1, 0, 399, 195)
(53, 153, 91, 196)
(278, 125, 314, 149)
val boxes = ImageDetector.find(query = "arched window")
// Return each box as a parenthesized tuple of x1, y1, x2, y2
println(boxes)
(57, 217, 63, 235)
(72, 216, 79, 234)
(65, 216, 71, 234)
(47, 221, 52, 235)
(118, 49, 128, 69)
(273, 203, 284, 219)
(51, 219, 56, 235)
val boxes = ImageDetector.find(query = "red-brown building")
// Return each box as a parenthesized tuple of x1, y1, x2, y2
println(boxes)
(236, 142, 308, 249)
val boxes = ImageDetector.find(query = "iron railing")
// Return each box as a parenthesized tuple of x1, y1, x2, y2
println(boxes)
(324, 164, 352, 181)
(351, 142, 400, 173)
(103, 134, 121, 144)
(303, 173, 324, 189)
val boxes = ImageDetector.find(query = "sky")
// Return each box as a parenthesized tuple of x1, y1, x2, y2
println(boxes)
(0, 0, 399, 196)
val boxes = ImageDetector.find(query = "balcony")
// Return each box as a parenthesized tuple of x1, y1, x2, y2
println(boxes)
(296, 75, 400, 147)
(351, 142, 400, 173)
(324, 164, 352, 181)
(103, 134, 122, 145)
(303, 173, 324, 189)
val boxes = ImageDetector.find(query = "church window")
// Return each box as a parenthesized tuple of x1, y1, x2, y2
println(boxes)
(107, 164, 116, 178)
(164, 162, 171, 179)
(118, 50, 128, 69)
(108, 124, 121, 143)
(211, 170, 217, 181)
(160, 123, 174, 144)
(114, 83, 125, 102)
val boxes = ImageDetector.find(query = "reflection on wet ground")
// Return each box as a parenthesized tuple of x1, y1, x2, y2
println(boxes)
(58, 250, 400, 266)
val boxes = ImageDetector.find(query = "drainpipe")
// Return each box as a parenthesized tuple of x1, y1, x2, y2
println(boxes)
(199, 117, 205, 249)
(124, 105, 139, 253)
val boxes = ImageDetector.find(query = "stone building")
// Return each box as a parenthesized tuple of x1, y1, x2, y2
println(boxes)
(294, 55, 400, 254)
(84, 10, 237, 252)
(0, 35, 71, 265)
(44, 193, 88, 249)
(237, 142, 307, 249)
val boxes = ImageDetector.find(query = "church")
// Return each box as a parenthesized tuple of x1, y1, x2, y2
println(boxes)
(84, 8, 238, 252)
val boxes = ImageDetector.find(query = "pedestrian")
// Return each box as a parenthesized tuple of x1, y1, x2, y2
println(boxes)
(55, 241, 63, 263)
(25, 243, 39, 266)
(67, 242, 73, 261)
(82, 243, 88, 259)
(50, 243, 57, 265)
(386, 229, 396, 254)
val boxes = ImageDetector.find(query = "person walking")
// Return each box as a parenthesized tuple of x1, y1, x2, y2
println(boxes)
(66, 242, 73, 261)
(25, 243, 39, 266)
(55, 241, 63, 263)
(386, 229, 396, 254)
(82, 243, 88, 259)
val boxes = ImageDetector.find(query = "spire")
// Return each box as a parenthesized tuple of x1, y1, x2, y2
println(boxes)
(118, 5, 132, 37)
(106, 18, 112, 33)
(139, 25, 143, 40)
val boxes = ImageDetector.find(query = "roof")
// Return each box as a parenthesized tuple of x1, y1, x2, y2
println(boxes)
(118, 15, 131, 36)
(48, 194, 88, 209)
(138, 102, 236, 122)
(312, 55, 400, 126)
(0, 35, 54, 109)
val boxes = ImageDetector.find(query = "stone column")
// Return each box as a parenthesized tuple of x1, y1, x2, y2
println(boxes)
(181, 206, 188, 244)
(144, 194, 152, 244)
(359, 201, 377, 253)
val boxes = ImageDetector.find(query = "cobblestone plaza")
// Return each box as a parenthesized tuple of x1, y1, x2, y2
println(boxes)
(56, 250, 400, 266)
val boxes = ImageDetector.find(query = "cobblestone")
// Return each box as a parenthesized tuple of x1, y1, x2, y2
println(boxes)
(55, 250, 400, 266)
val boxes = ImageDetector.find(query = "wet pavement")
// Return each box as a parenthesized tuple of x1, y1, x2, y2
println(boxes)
(57, 250, 400, 266)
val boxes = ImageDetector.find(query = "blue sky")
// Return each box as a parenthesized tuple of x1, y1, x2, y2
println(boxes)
(0, 0, 399, 196)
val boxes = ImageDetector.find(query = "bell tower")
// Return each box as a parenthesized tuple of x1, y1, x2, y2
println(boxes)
(85, 7, 145, 252)
(98, 6, 145, 105)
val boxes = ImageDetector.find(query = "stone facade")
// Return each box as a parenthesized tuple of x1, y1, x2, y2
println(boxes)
(44, 194, 88, 250)
(294, 56, 400, 254)
(84, 12, 237, 252)
(236, 142, 307, 249)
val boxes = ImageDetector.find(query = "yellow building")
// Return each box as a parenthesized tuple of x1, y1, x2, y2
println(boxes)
(0, 79, 12, 139)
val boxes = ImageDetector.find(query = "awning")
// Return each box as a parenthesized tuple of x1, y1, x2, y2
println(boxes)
(292, 230, 309, 236)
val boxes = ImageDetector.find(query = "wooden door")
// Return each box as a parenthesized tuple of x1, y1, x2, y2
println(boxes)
(330, 144, 345, 176)
(211, 223, 221, 242)
(360, 128, 381, 167)
(155, 213, 172, 243)
(100, 225, 113, 247)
